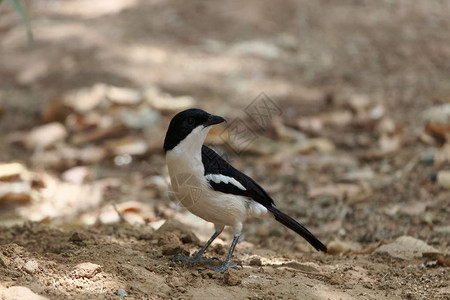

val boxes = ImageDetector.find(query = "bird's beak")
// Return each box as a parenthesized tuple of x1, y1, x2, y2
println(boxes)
(203, 114, 226, 127)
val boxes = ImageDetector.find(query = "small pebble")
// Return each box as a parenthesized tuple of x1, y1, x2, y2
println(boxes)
(73, 262, 102, 278)
(171, 277, 184, 287)
(69, 232, 86, 243)
(425, 261, 438, 268)
(24, 260, 39, 274)
(223, 270, 242, 286)
(117, 288, 127, 298)
(420, 150, 435, 165)
(249, 257, 262, 266)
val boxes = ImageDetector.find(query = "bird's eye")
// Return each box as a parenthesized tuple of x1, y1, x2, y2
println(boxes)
(187, 117, 195, 125)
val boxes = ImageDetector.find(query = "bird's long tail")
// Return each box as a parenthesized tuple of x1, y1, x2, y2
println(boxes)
(267, 206, 327, 252)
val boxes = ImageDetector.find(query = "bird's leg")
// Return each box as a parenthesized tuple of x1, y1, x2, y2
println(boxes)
(208, 234, 241, 272)
(173, 226, 223, 264)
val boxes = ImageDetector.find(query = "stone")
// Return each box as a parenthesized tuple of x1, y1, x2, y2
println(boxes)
(73, 262, 102, 278)
(249, 257, 262, 266)
(117, 288, 127, 298)
(1, 286, 48, 300)
(24, 260, 39, 274)
(223, 270, 242, 286)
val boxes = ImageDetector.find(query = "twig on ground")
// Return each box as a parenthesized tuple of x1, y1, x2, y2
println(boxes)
(113, 203, 127, 223)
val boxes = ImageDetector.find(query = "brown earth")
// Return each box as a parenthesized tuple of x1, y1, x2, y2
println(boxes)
(0, 221, 447, 300)
(0, 0, 449, 299)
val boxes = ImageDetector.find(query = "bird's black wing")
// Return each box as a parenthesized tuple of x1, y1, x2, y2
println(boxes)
(201, 145, 274, 207)
(201, 145, 327, 252)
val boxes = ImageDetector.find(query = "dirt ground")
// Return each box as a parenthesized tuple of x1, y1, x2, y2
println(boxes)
(0, 0, 449, 299)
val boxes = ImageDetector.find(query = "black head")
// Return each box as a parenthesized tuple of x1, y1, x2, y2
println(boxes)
(163, 108, 226, 152)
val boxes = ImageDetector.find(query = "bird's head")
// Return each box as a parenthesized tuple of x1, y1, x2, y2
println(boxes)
(163, 108, 226, 152)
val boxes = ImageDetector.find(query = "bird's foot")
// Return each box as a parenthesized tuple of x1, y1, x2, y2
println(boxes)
(207, 261, 243, 273)
(172, 253, 219, 264)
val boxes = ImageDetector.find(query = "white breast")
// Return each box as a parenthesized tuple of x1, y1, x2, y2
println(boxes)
(165, 126, 269, 229)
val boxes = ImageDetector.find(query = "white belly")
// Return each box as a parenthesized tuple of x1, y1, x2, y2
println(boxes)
(167, 163, 247, 226)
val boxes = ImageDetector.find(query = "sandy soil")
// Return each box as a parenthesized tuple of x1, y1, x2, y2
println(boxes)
(0, 221, 448, 300)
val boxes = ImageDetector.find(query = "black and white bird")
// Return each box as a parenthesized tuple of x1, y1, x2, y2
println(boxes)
(164, 108, 327, 272)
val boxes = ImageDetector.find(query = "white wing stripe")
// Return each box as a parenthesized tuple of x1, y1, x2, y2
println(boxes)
(205, 174, 247, 191)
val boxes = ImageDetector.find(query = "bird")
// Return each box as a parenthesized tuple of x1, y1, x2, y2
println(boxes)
(163, 108, 327, 272)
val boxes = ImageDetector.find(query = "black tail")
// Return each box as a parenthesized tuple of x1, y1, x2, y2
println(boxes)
(267, 206, 327, 252)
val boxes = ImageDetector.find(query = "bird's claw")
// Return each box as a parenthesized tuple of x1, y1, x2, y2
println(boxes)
(207, 261, 243, 273)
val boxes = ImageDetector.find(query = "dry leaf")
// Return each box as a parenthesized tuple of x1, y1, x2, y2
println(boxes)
(0, 192, 32, 204)
(106, 86, 142, 105)
(379, 134, 402, 153)
(119, 107, 160, 129)
(435, 143, 450, 164)
(41, 98, 71, 123)
(320, 110, 353, 127)
(65, 113, 101, 132)
(297, 117, 323, 133)
(399, 201, 428, 216)
(61, 166, 90, 184)
(273, 117, 307, 142)
(376, 117, 396, 135)
(70, 124, 127, 146)
(342, 167, 374, 182)
(305, 138, 336, 153)
(362, 132, 403, 160)
(368, 104, 385, 120)
(272, 138, 336, 163)
(145, 87, 196, 113)
(433, 226, 450, 234)
(115, 201, 152, 215)
(422, 104, 450, 124)
(78, 146, 107, 165)
(308, 183, 371, 203)
(419, 131, 440, 146)
(25, 122, 67, 150)
(106, 136, 148, 156)
(63, 83, 106, 112)
(425, 122, 450, 143)
(229, 39, 281, 59)
(327, 239, 361, 255)
(437, 170, 450, 189)
(347, 94, 371, 114)
(122, 212, 146, 224)
(0, 163, 26, 182)
(0, 181, 32, 205)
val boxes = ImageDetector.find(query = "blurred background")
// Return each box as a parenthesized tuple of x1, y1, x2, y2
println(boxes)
(0, 0, 449, 299)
